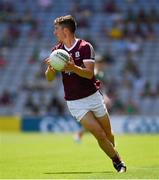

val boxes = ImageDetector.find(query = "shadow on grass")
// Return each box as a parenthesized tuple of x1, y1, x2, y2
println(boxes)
(44, 171, 113, 175)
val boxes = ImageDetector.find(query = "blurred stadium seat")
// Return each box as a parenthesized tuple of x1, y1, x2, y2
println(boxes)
(0, 0, 159, 116)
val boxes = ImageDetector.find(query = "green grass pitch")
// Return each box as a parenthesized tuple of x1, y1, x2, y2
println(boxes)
(0, 133, 159, 179)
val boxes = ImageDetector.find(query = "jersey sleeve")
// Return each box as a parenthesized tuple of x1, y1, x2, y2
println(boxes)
(83, 43, 95, 62)
(51, 42, 63, 52)
(51, 46, 58, 52)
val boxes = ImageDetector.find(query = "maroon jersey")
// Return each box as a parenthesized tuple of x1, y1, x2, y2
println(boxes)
(51, 39, 98, 100)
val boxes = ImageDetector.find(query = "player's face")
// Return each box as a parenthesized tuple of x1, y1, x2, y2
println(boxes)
(54, 24, 65, 42)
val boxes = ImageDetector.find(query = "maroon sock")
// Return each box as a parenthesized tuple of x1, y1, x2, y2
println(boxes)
(112, 154, 121, 165)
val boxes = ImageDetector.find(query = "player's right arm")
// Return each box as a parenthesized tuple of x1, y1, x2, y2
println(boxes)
(45, 58, 56, 81)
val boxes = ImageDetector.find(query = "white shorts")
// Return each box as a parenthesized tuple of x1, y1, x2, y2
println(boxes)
(66, 91, 108, 122)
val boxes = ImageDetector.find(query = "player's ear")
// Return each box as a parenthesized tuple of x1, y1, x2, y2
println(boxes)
(63, 27, 69, 34)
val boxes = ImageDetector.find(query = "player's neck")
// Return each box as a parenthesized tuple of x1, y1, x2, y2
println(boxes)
(63, 36, 76, 49)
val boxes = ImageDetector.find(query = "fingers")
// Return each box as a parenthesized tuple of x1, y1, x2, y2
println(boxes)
(44, 57, 55, 72)
(48, 65, 55, 72)
(61, 63, 67, 71)
(44, 57, 50, 65)
(44, 58, 52, 69)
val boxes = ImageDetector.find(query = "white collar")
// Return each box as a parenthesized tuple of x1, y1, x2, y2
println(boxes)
(64, 38, 79, 51)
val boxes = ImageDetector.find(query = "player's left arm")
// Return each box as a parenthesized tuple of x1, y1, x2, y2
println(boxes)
(63, 43, 95, 79)
(64, 57, 94, 79)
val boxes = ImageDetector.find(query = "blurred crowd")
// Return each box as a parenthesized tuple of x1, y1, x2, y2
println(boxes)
(0, 0, 159, 116)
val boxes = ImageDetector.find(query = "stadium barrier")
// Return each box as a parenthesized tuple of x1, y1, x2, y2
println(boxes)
(21, 115, 159, 134)
(21, 115, 81, 132)
(0, 116, 21, 132)
(111, 116, 159, 134)
(0, 115, 159, 133)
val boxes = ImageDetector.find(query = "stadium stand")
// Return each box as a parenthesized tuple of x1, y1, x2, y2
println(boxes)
(0, 0, 159, 116)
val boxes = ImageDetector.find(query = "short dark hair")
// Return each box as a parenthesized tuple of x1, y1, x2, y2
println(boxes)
(54, 15, 77, 33)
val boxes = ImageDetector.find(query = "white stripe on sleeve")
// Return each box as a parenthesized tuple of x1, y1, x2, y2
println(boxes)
(83, 59, 95, 62)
